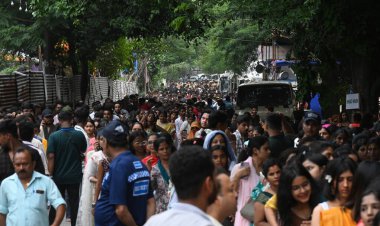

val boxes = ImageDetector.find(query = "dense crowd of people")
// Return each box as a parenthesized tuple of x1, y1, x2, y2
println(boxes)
(0, 85, 380, 226)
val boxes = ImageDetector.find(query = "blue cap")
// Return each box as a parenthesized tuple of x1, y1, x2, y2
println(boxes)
(101, 120, 128, 143)
(41, 108, 53, 117)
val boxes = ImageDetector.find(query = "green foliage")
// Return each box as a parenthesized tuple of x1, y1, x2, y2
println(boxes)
(91, 38, 134, 78)
(196, 41, 227, 74)
(0, 65, 19, 74)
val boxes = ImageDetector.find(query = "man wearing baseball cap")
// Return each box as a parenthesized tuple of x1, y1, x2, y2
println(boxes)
(39, 108, 57, 140)
(294, 111, 322, 147)
(94, 120, 155, 226)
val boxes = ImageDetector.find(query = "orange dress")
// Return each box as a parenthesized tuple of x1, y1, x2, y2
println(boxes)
(320, 207, 356, 226)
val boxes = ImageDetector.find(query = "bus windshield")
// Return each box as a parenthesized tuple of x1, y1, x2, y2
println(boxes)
(237, 83, 293, 108)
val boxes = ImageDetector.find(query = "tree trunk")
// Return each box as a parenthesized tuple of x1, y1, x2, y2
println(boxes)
(43, 30, 54, 74)
(319, 62, 341, 117)
(67, 31, 78, 75)
(350, 56, 372, 113)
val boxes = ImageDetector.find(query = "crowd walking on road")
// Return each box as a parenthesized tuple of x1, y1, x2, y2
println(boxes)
(1, 82, 380, 226)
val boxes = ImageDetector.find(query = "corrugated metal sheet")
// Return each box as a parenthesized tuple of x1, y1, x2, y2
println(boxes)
(88, 76, 110, 104)
(0, 75, 18, 109)
(0, 73, 139, 110)
(45, 74, 56, 106)
(72, 75, 82, 102)
(112, 80, 138, 100)
(88, 76, 102, 105)
(57, 75, 71, 103)
(16, 74, 30, 103)
(29, 73, 45, 104)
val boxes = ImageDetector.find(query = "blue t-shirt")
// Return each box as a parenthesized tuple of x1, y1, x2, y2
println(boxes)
(95, 151, 153, 226)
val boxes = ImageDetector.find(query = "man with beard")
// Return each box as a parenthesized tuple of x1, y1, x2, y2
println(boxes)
(39, 108, 57, 140)
(195, 111, 212, 139)
(0, 120, 45, 183)
(145, 145, 217, 226)
(0, 147, 66, 226)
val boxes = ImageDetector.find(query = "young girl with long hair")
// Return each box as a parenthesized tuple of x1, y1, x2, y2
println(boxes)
(311, 157, 357, 226)
(274, 163, 321, 226)
(253, 158, 281, 226)
(355, 180, 380, 226)
(298, 151, 328, 184)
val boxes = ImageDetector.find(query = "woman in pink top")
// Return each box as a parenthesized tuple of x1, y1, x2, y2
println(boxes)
(231, 136, 271, 226)
(84, 119, 97, 165)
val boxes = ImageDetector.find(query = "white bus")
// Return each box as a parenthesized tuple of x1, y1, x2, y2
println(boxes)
(235, 81, 296, 118)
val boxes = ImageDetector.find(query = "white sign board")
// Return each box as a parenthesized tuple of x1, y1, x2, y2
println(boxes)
(346, 93, 360, 110)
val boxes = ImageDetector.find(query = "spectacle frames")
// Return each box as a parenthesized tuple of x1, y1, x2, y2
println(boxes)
(134, 141, 147, 146)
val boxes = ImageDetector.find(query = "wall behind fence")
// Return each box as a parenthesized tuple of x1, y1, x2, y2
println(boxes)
(0, 73, 138, 110)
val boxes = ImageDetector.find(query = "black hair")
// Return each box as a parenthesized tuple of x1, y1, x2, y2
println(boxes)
(106, 135, 128, 149)
(308, 141, 335, 154)
(352, 133, 369, 153)
(15, 113, 36, 124)
(322, 157, 357, 202)
(169, 145, 215, 200)
(15, 145, 36, 161)
(74, 107, 90, 124)
(236, 114, 250, 125)
(320, 126, 333, 137)
(85, 118, 95, 126)
(153, 135, 176, 153)
(58, 111, 73, 121)
(333, 144, 358, 160)
(262, 158, 281, 178)
(103, 102, 114, 112)
(129, 130, 148, 154)
(94, 112, 103, 119)
(247, 136, 269, 156)
(355, 178, 380, 222)
(373, 212, 380, 226)
(277, 163, 321, 226)
(298, 151, 328, 168)
(18, 121, 35, 142)
(351, 162, 380, 220)
(54, 100, 64, 108)
(0, 119, 18, 138)
(332, 128, 350, 144)
(209, 145, 229, 171)
(278, 147, 297, 167)
(14, 145, 45, 175)
(368, 137, 380, 161)
(93, 103, 103, 112)
(238, 136, 269, 162)
(264, 113, 282, 131)
(208, 110, 228, 129)
(252, 125, 264, 135)
(21, 101, 33, 110)
(210, 144, 228, 154)
(299, 136, 319, 147)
